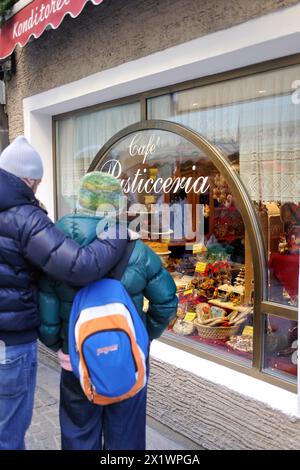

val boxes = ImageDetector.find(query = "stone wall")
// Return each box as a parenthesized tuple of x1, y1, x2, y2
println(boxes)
(6, 0, 300, 139)
(0, 105, 8, 151)
(148, 358, 300, 450)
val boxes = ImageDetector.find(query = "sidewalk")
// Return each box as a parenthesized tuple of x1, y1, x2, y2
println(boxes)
(26, 362, 200, 450)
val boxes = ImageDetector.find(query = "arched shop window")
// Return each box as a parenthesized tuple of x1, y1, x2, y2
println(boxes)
(88, 120, 287, 386)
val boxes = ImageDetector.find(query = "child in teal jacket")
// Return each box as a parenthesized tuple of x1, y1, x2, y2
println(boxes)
(38, 171, 178, 450)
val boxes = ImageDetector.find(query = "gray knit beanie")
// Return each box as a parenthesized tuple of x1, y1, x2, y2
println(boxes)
(0, 136, 44, 180)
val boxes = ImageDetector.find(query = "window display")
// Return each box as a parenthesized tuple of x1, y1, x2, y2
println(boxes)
(92, 128, 255, 365)
(54, 60, 300, 390)
(164, 192, 254, 364)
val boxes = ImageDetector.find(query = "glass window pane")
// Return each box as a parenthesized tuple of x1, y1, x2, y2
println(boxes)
(55, 102, 140, 217)
(147, 65, 300, 306)
(263, 314, 298, 383)
(267, 206, 299, 307)
(94, 128, 254, 365)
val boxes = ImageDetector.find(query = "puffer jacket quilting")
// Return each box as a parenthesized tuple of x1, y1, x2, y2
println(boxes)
(0, 169, 127, 345)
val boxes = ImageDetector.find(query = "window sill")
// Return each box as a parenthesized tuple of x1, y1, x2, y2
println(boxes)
(150, 339, 299, 418)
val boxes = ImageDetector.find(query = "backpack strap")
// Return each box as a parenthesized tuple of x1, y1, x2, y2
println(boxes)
(109, 240, 136, 281)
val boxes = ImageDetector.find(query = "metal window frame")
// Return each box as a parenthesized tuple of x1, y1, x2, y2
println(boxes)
(52, 53, 300, 392)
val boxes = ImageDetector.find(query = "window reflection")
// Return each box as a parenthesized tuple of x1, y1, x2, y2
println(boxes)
(55, 102, 141, 217)
(97, 129, 254, 365)
(257, 202, 300, 307)
(264, 314, 298, 383)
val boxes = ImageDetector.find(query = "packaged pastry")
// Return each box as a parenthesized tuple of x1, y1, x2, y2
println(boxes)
(172, 319, 195, 336)
(229, 285, 245, 304)
(173, 274, 194, 292)
(176, 303, 187, 319)
(210, 306, 226, 318)
(226, 335, 253, 353)
(217, 284, 233, 301)
(196, 303, 212, 322)
(199, 278, 215, 299)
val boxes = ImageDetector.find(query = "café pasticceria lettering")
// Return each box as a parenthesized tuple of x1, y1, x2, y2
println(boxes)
(100, 133, 210, 195)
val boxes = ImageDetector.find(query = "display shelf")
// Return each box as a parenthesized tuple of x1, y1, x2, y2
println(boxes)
(167, 241, 196, 247)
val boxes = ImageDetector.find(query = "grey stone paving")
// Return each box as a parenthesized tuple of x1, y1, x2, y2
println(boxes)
(25, 362, 199, 450)
(26, 386, 61, 450)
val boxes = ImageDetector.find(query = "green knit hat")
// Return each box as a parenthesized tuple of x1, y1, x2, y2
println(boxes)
(77, 171, 125, 216)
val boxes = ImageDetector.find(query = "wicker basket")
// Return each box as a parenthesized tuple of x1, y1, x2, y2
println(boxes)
(194, 319, 240, 340)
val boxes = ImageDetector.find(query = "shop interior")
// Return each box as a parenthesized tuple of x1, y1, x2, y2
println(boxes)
(96, 129, 298, 382)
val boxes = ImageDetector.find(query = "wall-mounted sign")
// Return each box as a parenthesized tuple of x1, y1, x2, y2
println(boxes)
(0, 0, 103, 60)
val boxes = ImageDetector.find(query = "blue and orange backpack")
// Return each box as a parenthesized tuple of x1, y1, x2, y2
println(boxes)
(69, 277, 149, 405)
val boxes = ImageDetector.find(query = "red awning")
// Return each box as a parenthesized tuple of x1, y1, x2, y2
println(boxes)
(0, 0, 103, 60)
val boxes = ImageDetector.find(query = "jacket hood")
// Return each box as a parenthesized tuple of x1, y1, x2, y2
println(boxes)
(56, 214, 102, 247)
(0, 169, 37, 212)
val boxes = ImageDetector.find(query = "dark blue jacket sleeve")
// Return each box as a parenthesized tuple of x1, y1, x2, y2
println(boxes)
(19, 206, 127, 286)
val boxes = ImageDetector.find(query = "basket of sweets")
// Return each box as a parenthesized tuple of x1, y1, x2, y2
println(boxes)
(194, 308, 250, 340)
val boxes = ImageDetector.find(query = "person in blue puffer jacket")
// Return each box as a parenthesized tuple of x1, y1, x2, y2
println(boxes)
(38, 171, 178, 451)
(0, 137, 127, 451)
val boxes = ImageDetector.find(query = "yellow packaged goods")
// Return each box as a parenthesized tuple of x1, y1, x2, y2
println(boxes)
(172, 319, 195, 336)
(149, 168, 158, 177)
(145, 241, 169, 253)
(184, 311, 197, 322)
(242, 325, 253, 337)
(183, 289, 193, 296)
(195, 261, 207, 273)
(144, 195, 156, 204)
(193, 243, 207, 255)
